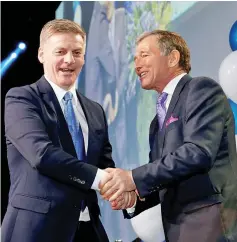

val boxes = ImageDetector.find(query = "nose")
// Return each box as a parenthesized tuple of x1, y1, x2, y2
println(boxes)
(64, 52, 75, 64)
(135, 64, 142, 75)
(134, 57, 142, 74)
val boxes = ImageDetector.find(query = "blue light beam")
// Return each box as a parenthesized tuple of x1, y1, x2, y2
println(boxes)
(0, 42, 27, 79)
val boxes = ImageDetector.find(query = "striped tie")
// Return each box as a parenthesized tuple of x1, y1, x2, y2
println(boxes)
(156, 92, 168, 130)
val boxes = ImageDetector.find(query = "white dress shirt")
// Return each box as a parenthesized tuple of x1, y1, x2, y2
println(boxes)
(162, 73, 187, 110)
(45, 76, 106, 221)
(129, 73, 187, 242)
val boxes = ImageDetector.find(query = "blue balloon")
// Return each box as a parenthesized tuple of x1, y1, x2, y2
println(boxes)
(229, 20, 237, 51)
(229, 99, 237, 134)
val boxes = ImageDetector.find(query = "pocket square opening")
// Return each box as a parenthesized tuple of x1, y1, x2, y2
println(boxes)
(166, 115, 179, 126)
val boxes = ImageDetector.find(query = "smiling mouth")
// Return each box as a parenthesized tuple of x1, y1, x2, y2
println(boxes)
(59, 68, 74, 73)
(139, 71, 148, 79)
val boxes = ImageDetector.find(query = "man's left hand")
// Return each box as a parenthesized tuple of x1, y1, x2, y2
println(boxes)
(111, 191, 137, 210)
(100, 168, 136, 201)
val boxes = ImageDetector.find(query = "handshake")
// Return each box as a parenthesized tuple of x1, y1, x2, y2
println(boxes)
(99, 168, 138, 210)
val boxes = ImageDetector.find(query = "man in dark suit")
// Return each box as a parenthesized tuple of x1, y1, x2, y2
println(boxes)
(2, 19, 134, 242)
(100, 30, 237, 242)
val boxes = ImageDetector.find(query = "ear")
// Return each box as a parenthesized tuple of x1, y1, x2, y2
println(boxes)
(168, 50, 180, 68)
(38, 47, 44, 63)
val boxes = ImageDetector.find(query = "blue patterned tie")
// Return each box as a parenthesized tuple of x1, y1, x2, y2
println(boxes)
(63, 91, 86, 211)
(63, 92, 85, 160)
(156, 92, 168, 130)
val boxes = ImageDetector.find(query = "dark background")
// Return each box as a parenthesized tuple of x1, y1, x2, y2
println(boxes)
(1, 1, 61, 221)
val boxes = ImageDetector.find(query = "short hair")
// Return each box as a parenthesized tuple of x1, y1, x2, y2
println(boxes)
(39, 19, 86, 47)
(137, 30, 191, 73)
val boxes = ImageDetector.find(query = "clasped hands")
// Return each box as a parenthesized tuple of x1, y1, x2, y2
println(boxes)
(99, 168, 137, 210)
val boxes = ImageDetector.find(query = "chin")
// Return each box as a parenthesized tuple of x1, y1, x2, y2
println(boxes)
(57, 80, 74, 90)
(141, 82, 151, 90)
(62, 77, 76, 84)
(140, 77, 151, 89)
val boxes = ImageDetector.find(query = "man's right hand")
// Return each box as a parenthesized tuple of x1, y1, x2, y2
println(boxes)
(98, 169, 113, 191)
(99, 170, 137, 210)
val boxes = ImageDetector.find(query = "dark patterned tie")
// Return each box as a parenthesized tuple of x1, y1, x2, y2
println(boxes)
(63, 92, 86, 211)
(156, 92, 168, 130)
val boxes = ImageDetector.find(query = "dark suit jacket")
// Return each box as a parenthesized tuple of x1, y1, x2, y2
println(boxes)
(126, 75, 237, 242)
(2, 76, 115, 242)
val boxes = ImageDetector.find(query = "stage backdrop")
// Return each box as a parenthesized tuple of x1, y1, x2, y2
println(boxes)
(56, 2, 237, 241)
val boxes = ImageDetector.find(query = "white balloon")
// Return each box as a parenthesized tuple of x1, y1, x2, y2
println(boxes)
(131, 204, 165, 242)
(219, 51, 237, 103)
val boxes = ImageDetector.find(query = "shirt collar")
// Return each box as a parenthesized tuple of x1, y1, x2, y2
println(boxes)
(163, 73, 187, 95)
(44, 75, 78, 104)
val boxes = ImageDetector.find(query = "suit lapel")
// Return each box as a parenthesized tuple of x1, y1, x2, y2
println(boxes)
(149, 115, 160, 161)
(159, 74, 192, 156)
(36, 76, 77, 157)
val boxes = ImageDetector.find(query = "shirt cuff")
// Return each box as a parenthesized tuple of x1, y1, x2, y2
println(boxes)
(91, 168, 107, 191)
(126, 197, 137, 214)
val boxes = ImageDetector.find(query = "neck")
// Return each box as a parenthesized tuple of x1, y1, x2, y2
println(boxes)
(44, 74, 76, 91)
(156, 69, 186, 93)
(168, 69, 186, 81)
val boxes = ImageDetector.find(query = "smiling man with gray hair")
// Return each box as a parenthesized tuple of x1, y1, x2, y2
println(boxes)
(100, 30, 237, 242)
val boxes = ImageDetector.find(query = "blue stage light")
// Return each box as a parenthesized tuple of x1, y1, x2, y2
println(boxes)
(0, 42, 27, 79)
(11, 52, 17, 59)
(18, 42, 26, 50)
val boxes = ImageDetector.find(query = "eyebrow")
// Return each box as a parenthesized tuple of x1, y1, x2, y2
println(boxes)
(72, 48, 83, 51)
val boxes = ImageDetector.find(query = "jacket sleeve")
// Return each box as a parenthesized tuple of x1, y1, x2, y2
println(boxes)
(123, 191, 160, 219)
(133, 77, 227, 198)
(5, 87, 98, 190)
